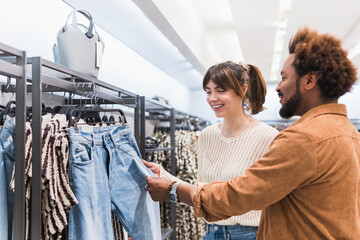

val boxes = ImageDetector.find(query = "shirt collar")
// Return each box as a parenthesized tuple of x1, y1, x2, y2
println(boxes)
(292, 103, 347, 126)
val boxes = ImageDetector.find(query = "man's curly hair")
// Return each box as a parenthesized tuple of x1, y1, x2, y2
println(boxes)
(289, 26, 357, 99)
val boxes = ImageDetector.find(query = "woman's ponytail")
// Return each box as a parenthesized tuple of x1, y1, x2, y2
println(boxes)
(246, 64, 267, 115)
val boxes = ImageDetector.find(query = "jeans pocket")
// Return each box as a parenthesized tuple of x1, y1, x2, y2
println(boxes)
(72, 143, 93, 166)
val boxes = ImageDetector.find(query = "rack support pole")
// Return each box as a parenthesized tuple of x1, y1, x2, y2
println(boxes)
(31, 57, 42, 239)
(13, 51, 27, 240)
(170, 108, 176, 240)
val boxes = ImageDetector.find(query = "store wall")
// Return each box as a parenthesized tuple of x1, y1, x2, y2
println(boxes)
(0, 0, 195, 116)
(340, 83, 360, 120)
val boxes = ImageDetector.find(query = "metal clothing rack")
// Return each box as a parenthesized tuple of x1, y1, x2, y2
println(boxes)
(1, 42, 211, 240)
(1, 51, 141, 239)
(0, 43, 27, 240)
(28, 57, 141, 240)
(139, 96, 176, 240)
(140, 97, 210, 240)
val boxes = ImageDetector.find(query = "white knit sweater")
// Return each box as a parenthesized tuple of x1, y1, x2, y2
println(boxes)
(197, 121, 278, 226)
(160, 121, 278, 226)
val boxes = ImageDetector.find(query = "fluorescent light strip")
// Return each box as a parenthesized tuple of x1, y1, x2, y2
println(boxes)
(270, 0, 292, 81)
(348, 42, 360, 60)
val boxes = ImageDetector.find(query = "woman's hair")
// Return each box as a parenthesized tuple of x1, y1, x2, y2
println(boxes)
(289, 26, 357, 99)
(202, 61, 267, 115)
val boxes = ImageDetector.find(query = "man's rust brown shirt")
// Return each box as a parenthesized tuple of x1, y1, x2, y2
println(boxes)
(191, 103, 360, 239)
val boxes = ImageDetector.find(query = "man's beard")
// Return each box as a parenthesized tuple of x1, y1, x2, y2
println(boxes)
(279, 82, 302, 119)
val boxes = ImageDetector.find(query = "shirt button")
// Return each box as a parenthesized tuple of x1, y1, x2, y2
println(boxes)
(214, 226, 218, 230)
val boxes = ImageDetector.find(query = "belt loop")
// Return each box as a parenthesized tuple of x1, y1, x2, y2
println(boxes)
(92, 133, 95, 147)
(223, 225, 228, 240)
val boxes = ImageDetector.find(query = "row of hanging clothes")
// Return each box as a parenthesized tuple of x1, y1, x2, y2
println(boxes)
(146, 118, 209, 240)
(0, 99, 161, 240)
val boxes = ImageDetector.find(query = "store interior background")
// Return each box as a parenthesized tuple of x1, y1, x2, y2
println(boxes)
(1, 0, 359, 126)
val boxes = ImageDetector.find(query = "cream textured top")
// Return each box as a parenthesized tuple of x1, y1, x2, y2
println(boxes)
(161, 121, 278, 226)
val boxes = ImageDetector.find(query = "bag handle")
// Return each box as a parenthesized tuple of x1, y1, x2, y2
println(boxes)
(64, 10, 95, 38)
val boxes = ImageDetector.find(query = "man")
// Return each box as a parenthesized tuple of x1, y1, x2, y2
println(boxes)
(146, 26, 360, 239)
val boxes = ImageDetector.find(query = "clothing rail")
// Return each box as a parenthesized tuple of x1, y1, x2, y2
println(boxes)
(174, 109, 211, 127)
(1, 42, 211, 240)
(26, 56, 140, 240)
(0, 42, 27, 240)
(139, 97, 211, 240)
(139, 96, 176, 240)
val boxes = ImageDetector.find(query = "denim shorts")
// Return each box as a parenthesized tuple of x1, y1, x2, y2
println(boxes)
(203, 223, 258, 240)
(0, 128, 7, 240)
(67, 124, 161, 240)
(0, 116, 16, 240)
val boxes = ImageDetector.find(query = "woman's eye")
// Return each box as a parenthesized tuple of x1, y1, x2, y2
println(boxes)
(205, 92, 211, 95)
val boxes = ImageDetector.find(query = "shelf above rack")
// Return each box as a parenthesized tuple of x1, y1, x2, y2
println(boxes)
(145, 147, 172, 153)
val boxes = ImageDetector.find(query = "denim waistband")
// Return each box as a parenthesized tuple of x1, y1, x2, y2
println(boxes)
(68, 124, 131, 146)
(206, 223, 258, 232)
(3, 116, 15, 132)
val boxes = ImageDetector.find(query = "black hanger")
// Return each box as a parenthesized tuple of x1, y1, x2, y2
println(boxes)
(0, 101, 16, 125)
(108, 115, 115, 124)
(43, 106, 53, 115)
(51, 105, 62, 114)
(102, 114, 109, 123)
(68, 105, 127, 130)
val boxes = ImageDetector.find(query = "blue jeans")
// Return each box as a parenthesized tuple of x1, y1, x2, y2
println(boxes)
(0, 117, 16, 240)
(0, 128, 8, 240)
(203, 224, 258, 240)
(67, 125, 161, 240)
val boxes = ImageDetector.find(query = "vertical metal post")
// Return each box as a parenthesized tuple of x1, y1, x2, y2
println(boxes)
(31, 57, 42, 239)
(134, 95, 140, 147)
(139, 96, 146, 158)
(170, 108, 176, 240)
(13, 51, 27, 240)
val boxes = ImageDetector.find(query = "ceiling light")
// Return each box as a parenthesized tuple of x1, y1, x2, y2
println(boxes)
(270, 0, 293, 81)
(348, 42, 360, 59)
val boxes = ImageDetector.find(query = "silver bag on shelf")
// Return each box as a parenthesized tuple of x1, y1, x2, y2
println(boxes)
(53, 10, 105, 78)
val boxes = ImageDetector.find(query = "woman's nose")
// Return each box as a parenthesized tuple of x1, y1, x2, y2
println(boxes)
(209, 93, 218, 101)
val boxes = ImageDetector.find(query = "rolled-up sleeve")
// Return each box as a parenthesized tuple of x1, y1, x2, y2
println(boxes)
(190, 130, 317, 222)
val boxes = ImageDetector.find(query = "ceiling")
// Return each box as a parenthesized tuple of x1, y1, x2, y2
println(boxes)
(63, 0, 360, 90)
(151, 0, 360, 86)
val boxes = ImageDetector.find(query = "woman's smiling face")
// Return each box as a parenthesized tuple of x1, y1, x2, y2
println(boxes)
(205, 80, 244, 119)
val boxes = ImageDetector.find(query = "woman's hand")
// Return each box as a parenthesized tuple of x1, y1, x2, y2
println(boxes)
(141, 159, 160, 177)
(146, 176, 172, 201)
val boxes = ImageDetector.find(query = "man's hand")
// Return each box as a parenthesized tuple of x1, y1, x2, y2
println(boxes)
(142, 159, 160, 177)
(146, 176, 172, 201)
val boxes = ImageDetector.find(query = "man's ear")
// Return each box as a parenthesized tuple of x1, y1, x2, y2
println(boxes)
(304, 71, 318, 90)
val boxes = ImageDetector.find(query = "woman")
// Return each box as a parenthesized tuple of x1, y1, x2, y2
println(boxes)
(144, 61, 278, 240)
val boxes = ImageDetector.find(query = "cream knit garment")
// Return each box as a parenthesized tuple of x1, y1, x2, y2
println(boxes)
(161, 121, 278, 226)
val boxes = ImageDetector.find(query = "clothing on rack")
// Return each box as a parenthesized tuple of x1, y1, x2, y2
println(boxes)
(0, 116, 16, 240)
(10, 114, 78, 240)
(0, 127, 7, 240)
(67, 124, 161, 240)
(146, 128, 205, 240)
(112, 212, 126, 240)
